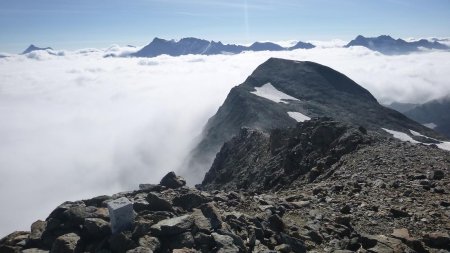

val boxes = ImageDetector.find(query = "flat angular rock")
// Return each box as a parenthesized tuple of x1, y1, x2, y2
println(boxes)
(51, 233, 81, 253)
(84, 218, 111, 237)
(107, 197, 134, 234)
(151, 215, 194, 236)
(391, 228, 411, 241)
(172, 248, 200, 253)
(22, 249, 50, 253)
(192, 209, 212, 233)
(200, 203, 223, 229)
(146, 193, 173, 211)
(211, 233, 239, 253)
(138, 184, 163, 192)
(83, 195, 111, 207)
(160, 171, 186, 189)
(126, 246, 153, 253)
(173, 192, 208, 211)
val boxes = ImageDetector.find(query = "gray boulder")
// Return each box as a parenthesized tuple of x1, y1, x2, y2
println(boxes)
(51, 233, 81, 253)
(150, 215, 194, 236)
(160, 171, 186, 189)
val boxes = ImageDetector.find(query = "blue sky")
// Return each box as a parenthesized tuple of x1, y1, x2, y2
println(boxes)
(0, 0, 449, 53)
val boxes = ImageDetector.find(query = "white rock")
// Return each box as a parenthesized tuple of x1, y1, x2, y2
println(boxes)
(107, 197, 134, 233)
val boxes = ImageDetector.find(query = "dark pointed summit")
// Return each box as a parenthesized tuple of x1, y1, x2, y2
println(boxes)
(21, 44, 53, 54)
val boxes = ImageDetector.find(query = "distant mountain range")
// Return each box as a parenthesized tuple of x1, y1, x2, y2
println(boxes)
(12, 36, 450, 58)
(131, 37, 315, 58)
(345, 35, 449, 54)
(21, 44, 53, 54)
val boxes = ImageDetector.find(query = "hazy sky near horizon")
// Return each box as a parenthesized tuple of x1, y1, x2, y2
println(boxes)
(1, 0, 450, 53)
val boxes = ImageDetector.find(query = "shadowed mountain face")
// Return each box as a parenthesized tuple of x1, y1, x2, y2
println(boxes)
(385, 102, 418, 113)
(181, 58, 444, 184)
(132, 37, 315, 57)
(404, 96, 450, 138)
(345, 35, 449, 55)
(248, 42, 285, 51)
(21, 44, 53, 54)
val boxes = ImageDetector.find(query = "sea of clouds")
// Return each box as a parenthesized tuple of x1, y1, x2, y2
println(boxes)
(1, 43, 450, 236)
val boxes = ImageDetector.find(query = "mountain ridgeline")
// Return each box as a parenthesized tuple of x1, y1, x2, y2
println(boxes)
(131, 37, 315, 58)
(181, 58, 446, 184)
(345, 35, 449, 55)
(403, 96, 450, 138)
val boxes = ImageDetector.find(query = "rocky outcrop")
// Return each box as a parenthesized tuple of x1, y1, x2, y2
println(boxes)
(201, 118, 371, 191)
(1, 168, 448, 253)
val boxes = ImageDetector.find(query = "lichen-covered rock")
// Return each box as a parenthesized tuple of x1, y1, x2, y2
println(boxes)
(51, 233, 81, 253)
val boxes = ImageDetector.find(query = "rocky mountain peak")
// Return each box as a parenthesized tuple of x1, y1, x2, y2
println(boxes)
(181, 59, 443, 184)
(248, 58, 377, 101)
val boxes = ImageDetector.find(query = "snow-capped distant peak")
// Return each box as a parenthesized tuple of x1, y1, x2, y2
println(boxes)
(250, 83, 300, 104)
(287, 112, 310, 122)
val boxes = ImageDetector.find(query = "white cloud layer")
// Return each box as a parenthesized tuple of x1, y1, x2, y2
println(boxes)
(1, 44, 450, 237)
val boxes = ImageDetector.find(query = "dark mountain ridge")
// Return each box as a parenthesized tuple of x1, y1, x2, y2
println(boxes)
(182, 58, 445, 184)
(132, 37, 315, 58)
(345, 35, 449, 55)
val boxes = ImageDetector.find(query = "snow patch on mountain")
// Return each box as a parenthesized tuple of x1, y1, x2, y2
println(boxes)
(423, 122, 437, 129)
(287, 111, 311, 122)
(382, 128, 420, 143)
(251, 83, 300, 104)
(382, 128, 450, 151)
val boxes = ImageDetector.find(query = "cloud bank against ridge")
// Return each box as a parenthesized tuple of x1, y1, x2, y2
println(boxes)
(1, 43, 450, 237)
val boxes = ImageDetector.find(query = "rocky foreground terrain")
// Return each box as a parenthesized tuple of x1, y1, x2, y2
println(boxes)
(1, 118, 449, 253)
